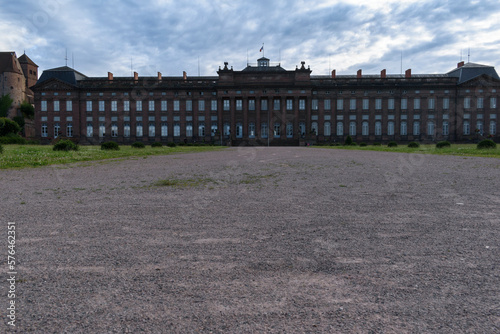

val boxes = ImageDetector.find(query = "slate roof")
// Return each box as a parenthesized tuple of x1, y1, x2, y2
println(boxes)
(241, 65, 287, 73)
(36, 66, 88, 86)
(447, 62, 500, 84)
(18, 53, 38, 67)
(0, 52, 23, 74)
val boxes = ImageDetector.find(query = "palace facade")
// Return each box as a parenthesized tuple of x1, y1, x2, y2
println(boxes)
(33, 57, 500, 145)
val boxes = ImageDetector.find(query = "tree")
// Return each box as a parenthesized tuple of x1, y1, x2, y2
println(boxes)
(0, 118, 21, 136)
(20, 101, 34, 119)
(0, 94, 13, 118)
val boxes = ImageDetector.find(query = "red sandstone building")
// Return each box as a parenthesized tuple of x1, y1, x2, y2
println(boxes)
(33, 57, 500, 145)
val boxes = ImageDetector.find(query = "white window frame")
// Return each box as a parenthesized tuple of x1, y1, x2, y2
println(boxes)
(362, 121, 369, 136)
(161, 100, 168, 111)
(400, 121, 407, 136)
(41, 123, 48, 137)
(375, 121, 382, 136)
(136, 122, 143, 137)
(99, 100, 105, 112)
(136, 100, 142, 112)
(149, 100, 155, 112)
(86, 100, 92, 112)
(124, 100, 130, 112)
(41, 100, 47, 111)
(54, 100, 60, 112)
(161, 123, 168, 137)
(337, 99, 344, 110)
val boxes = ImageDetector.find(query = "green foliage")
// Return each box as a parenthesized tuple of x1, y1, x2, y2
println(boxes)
(0, 95, 13, 118)
(167, 142, 176, 147)
(131, 141, 145, 148)
(53, 139, 78, 151)
(0, 118, 21, 136)
(13, 116, 25, 129)
(151, 142, 163, 148)
(436, 141, 451, 148)
(0, 133, 27, 144)
(101, 141, 120, 150)
(20, 101, 34, 119)
(0, 144, 3, 154)
(408, 142, 420, 148)
(344, 135, 353, 145)
(372, 142, 381, 146)
(359, 142, 367, 147)
(477, 139, 496, 149)
(388, 141, 398, 147)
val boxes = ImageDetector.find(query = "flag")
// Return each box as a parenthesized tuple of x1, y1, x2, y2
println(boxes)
(260, 46, 263, 52)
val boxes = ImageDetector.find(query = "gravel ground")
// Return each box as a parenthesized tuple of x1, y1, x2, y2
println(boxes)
(1, 147, 499, 333)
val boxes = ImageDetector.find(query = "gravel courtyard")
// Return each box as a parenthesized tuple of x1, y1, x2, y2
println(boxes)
(1, 147, 499, 333)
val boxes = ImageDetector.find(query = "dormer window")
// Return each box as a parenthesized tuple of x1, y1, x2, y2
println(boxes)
(258, 58, 269, 67)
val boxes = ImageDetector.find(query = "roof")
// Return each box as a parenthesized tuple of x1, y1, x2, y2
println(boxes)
(0, 52, 23, 74)
(241, 65, 287, 73)
(18, 53, 38, 67)
(36, 66, 88, 86)
(447, 62, 500, 84)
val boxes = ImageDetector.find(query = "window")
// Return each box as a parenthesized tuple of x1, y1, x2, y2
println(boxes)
(211, 100, 217, 111)
(428, 98, 435, 110)
(490, 97, 497, 109)
(161, 123, 168, 137)
(124, 122, 130, 137)
(477, 97, 484, 109)
(111, 101, 117, 112)
(283, 99, 292, 111)
(337, 99, 344, 110)
(161, 100, 168, 111)
(86, 100, 92, 112)
(64, 122, 72, 137)
(223, 123, 230, 136)
(400, 121, 407, 136)
(86, 123, 93, 137)
(322, 122, 330, 136)
(198, 122, 205, 137)
(174, 123, 180, 137)
(41, 100, 47, 111)
(312, 99, 318, 110)
(350, 98, 356, 110)
(54, 123, 60, 138)
(136, 100, 142, 111)
(261, 122, 268, 138)
(413, 121, 420, 136)
(414, 98, 420, 110)
(198, 100, 205, 111)
(349, 121, 356, 136)
(464, 97, 471, 109)
(99, 100, 105, 112)
(299, 99, 306, 110)
(149, 100, 155, 111)
(362, 121, 369, 136)
(336, 122, 344, 136)
(186, 122, 193, 137)
(375, 98, 382, 110)
(274, 123, 281, 137)
(124, 100, 130, 112)
(174, 100, 180, 111)
(286, 122, 294, 137)
(298, 122, 305, 136)
(443, 98, 449, 110)
(235, 123, 243, 138)
(111, 123, 118, 137)
(476, 121, 483, 135)
(41, 123, 48, 137)
(375, 121, 382, 136)
(443, 121, 449, 136)
(427, 121, 435, 136)
(236, 99, 243, 111)
(186, 100, 192, 111)
(400, 98, 407, 110)
(273, 99, 280, 111)
(249, 123, 256, 138)
(249, 99, 256, 111)
(388, 121, 395, 135)
(324, 99, 331, 110)
(490, 121, 496, 135)
(462, 120, 470, 135)
(261, 99, 268, 111)
(54, 100, 60, 112)
(99, 123, 105, 137)
(211, 123, 217, 136)
(223, 99, 230, 111)
(388, 98, 395, 110)
(363, 99, 369, 110)
(136, 122, 143, 137)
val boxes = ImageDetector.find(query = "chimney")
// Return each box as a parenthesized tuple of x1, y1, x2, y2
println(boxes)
(157, 72, 162, 81)
(183, 71, 187, 81)
(457, 61, 465, 68)
(107, 72, 113, 81)
(134, 71, 138, 82)
(405, 69, 411, 78)
(357, 69, 362, 78)
(331, 69, 336, 78)
(381, 69, 386, 79)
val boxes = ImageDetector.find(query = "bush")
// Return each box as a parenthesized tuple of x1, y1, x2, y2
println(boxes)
(0, 118, 21, 136)
(0, 143, 3, 154)
(151, 142, 163, 148)
(0, 133, 27, 144)
(20, 101, 35, 119)
(477, 139, 497, 149)
(436, 141, 451, 148)
(53, 139, 78, 151)
(359, 142, 367, 147)
(101, 141, 120, 150)
(408, 142, 420, 148)
(388, 141, 398, 147)
(373, 142, 381, 146)
(132, 141, 145, 148)
(344, 135, 353, 146)
(167, 142, 176, 147)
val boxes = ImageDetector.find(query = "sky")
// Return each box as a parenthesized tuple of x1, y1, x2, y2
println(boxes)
(2, 0, 500, 78)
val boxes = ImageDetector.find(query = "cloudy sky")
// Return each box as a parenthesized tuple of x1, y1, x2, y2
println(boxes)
(2, 0, 500, 78)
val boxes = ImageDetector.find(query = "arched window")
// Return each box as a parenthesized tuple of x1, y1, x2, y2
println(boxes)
(336, 122, 343, 136)
(186, 122, 193, 137)
(198, 122, 205, 137)
(387, 121, 395, 136)
(136, 122, 142, 137)
(87, 123, 93, 137)
(463, 120, 470, 135)
(236, 122, 243, 138)
(490, 120, 497, 135)
(349, 121, 356, 136)
(286, 122, 294, 138)
(374, 121, 382, 136)
(324, 122, 331, 136)
(442, 121, 449, 136)
(161, 123, 168, 137)
(149, 123, 155, 137)
(427, 121, 435, 136)
(249, 122, 256, 138)
(413, 121, 420, 136)
(362, 121, 369, 136)
(311, 122, 318, 135)
(400, 121, 407, 136)
(124, 123, 130, 137)
(111, 123, 118, 137)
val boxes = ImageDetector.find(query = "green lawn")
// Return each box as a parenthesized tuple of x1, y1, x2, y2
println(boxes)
(0, 144, 226, 169)
(314, 143, 500, 158)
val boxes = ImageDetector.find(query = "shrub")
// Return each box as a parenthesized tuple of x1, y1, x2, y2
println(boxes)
(167, 142, 176, 148)
(132, 141, 145, 148)
(477, 139, 497, 149)
(53, 139, 78, 151)
(344, 135, 353, 146)
(0, 133, 27, 144)
(151, 142, 163, 148)
(101, 141, 120, 150)
(436, 141, 451, 149)
(0, 143, 3, 154)
(388, 141, 398, 147)
(0, 118, 21, 136)
(408, 142, 420, 148)
(373, 142, 381, 146)
(20, 101, 35, 119)
(359, 142, 367, 147)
